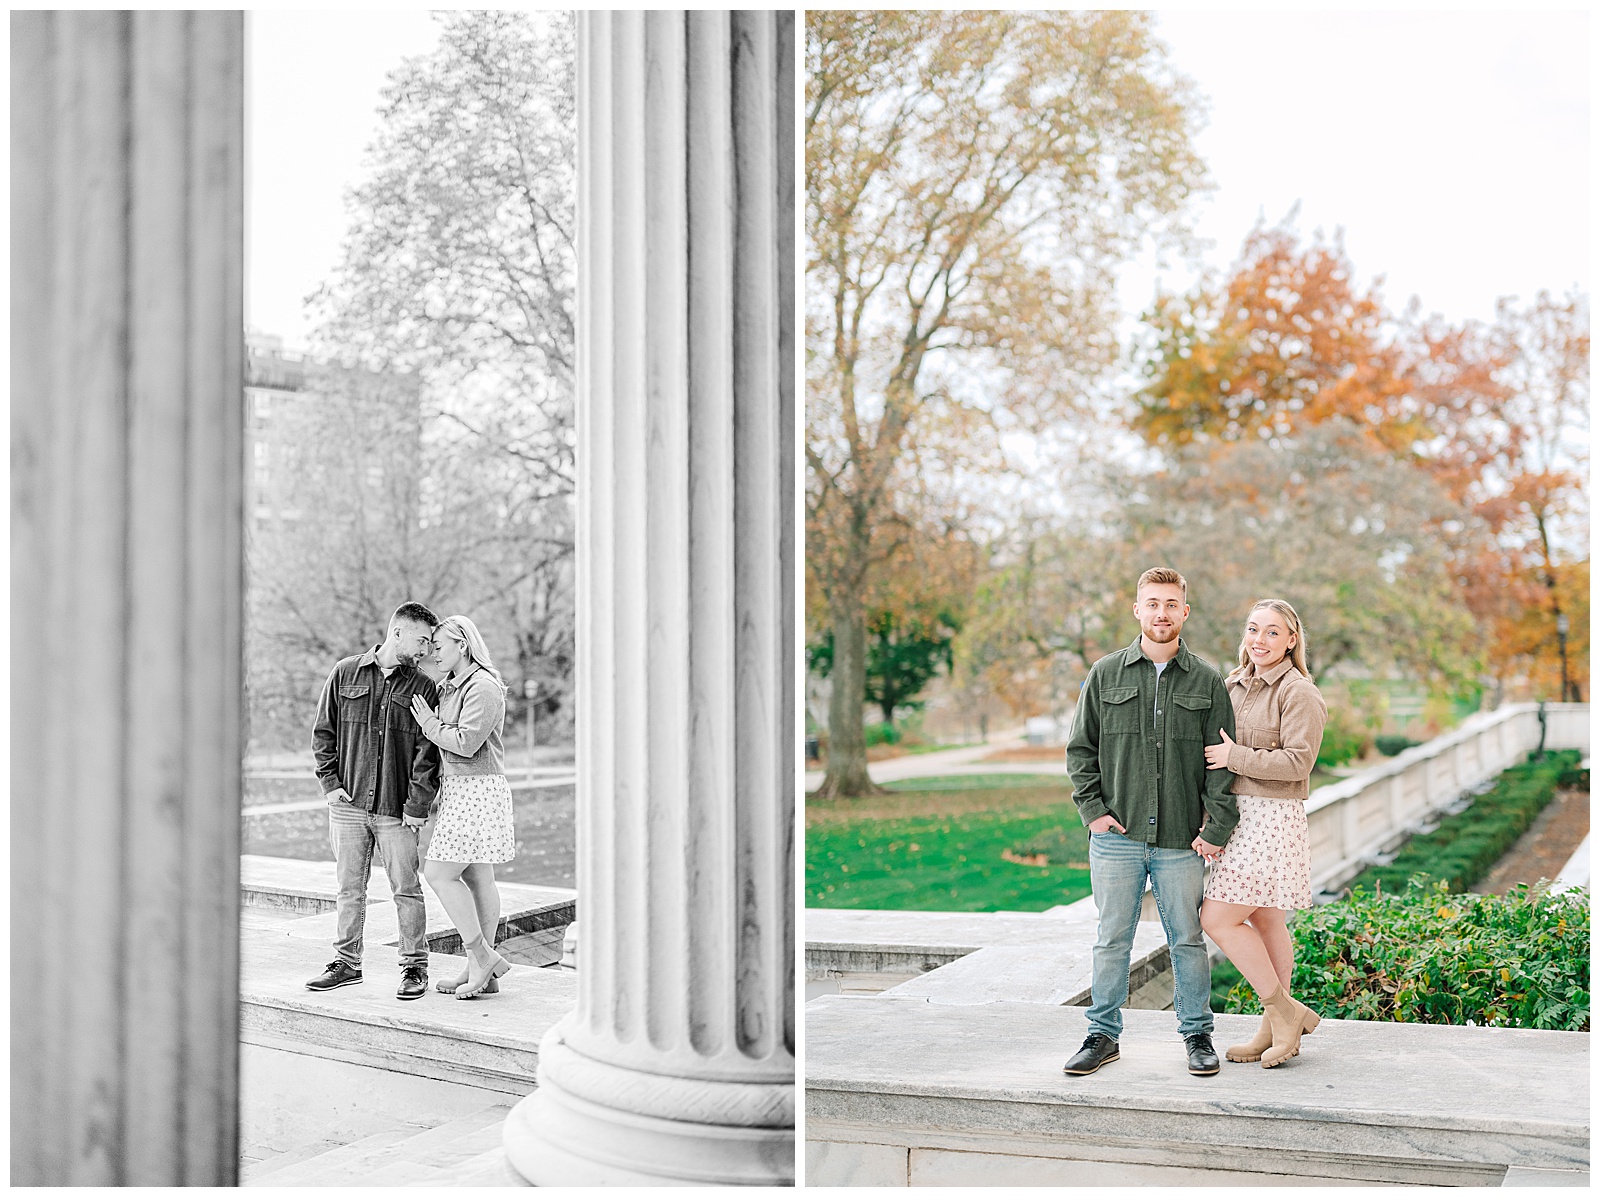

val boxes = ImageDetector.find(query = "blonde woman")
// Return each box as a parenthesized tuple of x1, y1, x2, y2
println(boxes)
(1198, 599, 1328, 1067)
(409, 615, 517, 999)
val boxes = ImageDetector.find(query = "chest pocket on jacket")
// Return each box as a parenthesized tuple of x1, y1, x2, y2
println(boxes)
(1169, 692, 1211, 740)
(338, 683, 372, 723)
(1101, 685, 1141, 734)
(385, 689, 417, 732)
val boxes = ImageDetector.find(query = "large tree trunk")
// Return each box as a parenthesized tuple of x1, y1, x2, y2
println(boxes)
(816, 596, 883, 797)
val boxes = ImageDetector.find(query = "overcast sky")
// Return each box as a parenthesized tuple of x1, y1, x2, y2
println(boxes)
(246, 10, 443, 348)
(1123, 9, 1590, 329)
(246, 9, 1590, 349)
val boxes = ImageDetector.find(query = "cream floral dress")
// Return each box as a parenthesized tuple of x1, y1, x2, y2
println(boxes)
(1204, 795, 1312, 909)
(428, 773, 516, 864)
(1203, 657, 1325, 910)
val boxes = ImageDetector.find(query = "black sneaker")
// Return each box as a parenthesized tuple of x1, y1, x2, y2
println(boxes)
(1185, 1032, 1221, 1076)
(1062, 1032, 1120, 1076)
(305, 960, 362, 991)
(397, 965, 428, 1001)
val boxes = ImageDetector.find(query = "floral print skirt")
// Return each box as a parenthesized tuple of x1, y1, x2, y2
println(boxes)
(1203, 794, 1312, 910)
(426, 773, 516, 864)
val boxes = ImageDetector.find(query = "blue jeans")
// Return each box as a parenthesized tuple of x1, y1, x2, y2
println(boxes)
(326, 800, 429, 969)
(1086, 830, 1212, 1039)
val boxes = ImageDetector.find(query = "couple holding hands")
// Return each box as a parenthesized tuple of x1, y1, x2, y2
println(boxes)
(1063, 567, 1329, 1078)
(304, 602, 519, 1002)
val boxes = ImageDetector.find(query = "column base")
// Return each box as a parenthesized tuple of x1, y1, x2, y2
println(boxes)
(503, 1031, 794, 1186)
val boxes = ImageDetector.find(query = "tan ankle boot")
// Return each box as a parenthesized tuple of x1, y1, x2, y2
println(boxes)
(1261, 985, 1320, 1068)
(1225, 1012, 1273, 1063)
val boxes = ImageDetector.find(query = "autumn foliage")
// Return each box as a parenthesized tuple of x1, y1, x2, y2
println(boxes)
(1131, 221, 1589, 702)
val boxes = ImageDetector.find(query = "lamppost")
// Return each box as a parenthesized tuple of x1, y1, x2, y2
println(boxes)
(523, 677, 538, 769)
(1556, 613, 1570, 703)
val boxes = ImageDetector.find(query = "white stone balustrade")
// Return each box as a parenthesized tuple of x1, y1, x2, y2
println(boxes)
(1306, 703, 1590, 892)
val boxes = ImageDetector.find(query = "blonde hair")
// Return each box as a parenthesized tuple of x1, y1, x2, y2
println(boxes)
(436, 614, 507, 691)
(1233, 598, 1310, 678)
(1136, 567, 1188, 600)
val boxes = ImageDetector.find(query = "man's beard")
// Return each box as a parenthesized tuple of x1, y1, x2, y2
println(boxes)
(1144, 623, 1179, 642)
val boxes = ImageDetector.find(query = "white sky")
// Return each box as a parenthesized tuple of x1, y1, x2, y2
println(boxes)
(245, 9, 1590, 347)
(246, 11, 444, 348)
(1121, 9, 1590, 329)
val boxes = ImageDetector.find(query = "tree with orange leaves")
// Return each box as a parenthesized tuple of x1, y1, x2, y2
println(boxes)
(1131, 218, 1424, 454)
(1132, 218, 1588, 702)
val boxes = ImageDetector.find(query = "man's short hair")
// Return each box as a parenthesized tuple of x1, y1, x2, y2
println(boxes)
(1136, 567, 1188, 600)
(390, 601, 439, 629)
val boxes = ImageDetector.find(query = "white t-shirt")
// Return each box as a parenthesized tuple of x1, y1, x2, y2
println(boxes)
(1152, 659, 1168, 726)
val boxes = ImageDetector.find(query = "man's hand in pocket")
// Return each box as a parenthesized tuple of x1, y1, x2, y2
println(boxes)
(326, 787, 352, 805)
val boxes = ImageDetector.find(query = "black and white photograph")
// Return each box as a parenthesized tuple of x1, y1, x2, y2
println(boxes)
(12, 9, 795, 1186)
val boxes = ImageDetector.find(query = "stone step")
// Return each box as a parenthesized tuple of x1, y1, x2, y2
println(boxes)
(240, 924, 576, 1094)
(241, 1133, 350, 1184)
(241, 854, 394, 915)
(878, 920, 1170, 1006)
(246, 1124, 426, 1186)
(245, 1102, 522, 1187)
(806, 997, 1590, 1187)
(416, 1146, 526, 1187)
(241, 854, 576, 952)
(806, 904, 1104, 979)
(361, 1107, 512, 1186)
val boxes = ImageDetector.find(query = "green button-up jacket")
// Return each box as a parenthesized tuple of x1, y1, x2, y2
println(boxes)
(1065, 635, 1239, 849)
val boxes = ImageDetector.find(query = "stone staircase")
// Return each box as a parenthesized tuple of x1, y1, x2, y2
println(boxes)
(239, 855, 579, 1185)
(243, 1102, 524, 1187)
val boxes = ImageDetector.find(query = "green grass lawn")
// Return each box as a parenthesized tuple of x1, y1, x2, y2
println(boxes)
(806, 774, 1093, 912)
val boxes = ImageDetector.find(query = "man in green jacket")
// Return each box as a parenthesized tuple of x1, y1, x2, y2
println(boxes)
(1062, 567, 1238, 1077)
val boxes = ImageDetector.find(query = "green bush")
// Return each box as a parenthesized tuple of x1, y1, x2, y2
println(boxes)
(1375, 734, 1421, 757)
(1211, 957, 1244, 1009)
(1316, 701, 1371, 768)
(863, 722, 901, 747)
(1222, 878, 1589, 1030)
(1557, 766, 1590, 790)
(1346, 750, 1578, 894)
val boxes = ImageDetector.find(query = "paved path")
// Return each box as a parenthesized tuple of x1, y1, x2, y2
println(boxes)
(1473, 785, 1591, 895)
(244, 773, 578, 817)
(805, 730, 1056, 792)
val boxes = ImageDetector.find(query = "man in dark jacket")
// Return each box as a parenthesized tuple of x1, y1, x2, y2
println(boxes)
(1062, 568, 1238, 1077)
(305, 601, 442, 1000)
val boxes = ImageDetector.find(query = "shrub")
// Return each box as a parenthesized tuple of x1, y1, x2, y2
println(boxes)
(1375, 734, 1421, 757)
(1557, 766, 1590, 790)
(863, 722, 901, 747)
(1316, 698, 1371, 769)
(1223, 878, 1589, 1031)
(1346, 750, 1578, 894)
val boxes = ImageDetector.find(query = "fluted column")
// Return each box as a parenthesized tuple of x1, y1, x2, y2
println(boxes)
(10, 11, 245, 1187)
(503, 10, 794, 1186)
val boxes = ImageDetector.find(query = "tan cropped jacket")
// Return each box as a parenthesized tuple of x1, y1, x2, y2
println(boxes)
(1222, 655, 1328, 801)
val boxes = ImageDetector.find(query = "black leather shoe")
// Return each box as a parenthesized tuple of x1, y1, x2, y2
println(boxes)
(1062, 1033, 1120, 1076)
(305, 960, 362, 991)
(1185, 1032, 1221, 1075)
(397, 965, 428, 1001)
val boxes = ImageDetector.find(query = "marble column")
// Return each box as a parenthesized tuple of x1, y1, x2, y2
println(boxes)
(503, 10, 795, 1186)
(10, 11, 245, 1186)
